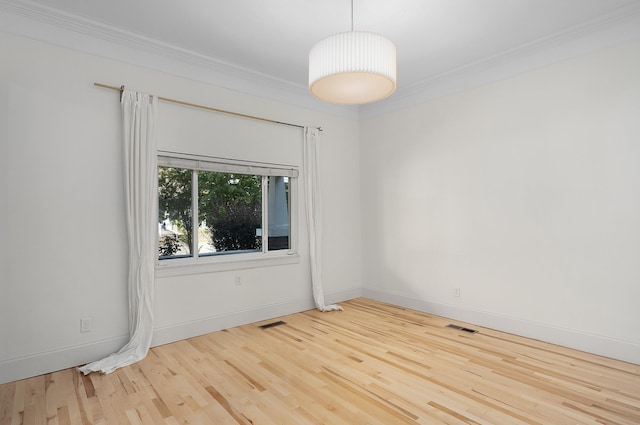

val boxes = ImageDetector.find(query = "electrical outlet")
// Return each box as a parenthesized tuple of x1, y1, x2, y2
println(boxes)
(453, 288, 461, 297)
(80, 317, 93, 333)
(235, 276, 242, 286)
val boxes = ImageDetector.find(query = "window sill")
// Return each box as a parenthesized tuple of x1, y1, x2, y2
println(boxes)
(155, 253, 300, 278)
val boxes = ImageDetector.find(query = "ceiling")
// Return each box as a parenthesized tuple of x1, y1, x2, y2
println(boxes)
(3, 0, 640, 114)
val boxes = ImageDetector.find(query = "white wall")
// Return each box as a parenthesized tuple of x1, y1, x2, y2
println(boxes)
(361, 40, 640, 364)
(0, 33, 361, 383)
(0, 34, 8, 364)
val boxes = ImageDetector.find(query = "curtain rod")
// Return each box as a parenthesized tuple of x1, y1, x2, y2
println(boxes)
(94, 83, 323, 131)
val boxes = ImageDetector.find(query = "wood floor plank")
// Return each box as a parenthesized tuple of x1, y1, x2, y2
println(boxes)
(2, 298, 639, 424)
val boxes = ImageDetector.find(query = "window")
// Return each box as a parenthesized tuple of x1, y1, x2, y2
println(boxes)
(157, 153, 298, 273)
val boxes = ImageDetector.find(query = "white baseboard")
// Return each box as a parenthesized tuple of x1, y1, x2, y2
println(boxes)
(0, 336, 128, 385)
(325, 287, 362, 307)
(151, 297, 316, 347)
(362, 287, 640, 365)
(152, 287, 361, 347)
(0, 287, 361, 384)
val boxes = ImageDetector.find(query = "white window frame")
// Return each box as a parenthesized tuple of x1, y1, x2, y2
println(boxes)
(156, 151, 299, 277)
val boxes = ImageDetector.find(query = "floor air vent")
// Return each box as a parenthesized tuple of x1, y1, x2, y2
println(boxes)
(259, 320, 287, 329)
(446, 324, 478, 334)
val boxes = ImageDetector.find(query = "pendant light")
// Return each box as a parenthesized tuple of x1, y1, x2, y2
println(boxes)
(309, 0, 397, 105)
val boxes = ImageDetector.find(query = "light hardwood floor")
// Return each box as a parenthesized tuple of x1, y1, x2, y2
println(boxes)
(1, 298, 639, 424)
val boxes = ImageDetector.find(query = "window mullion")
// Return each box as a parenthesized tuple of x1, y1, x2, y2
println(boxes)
(262, 176, 268, 253)
(289, 176, 297, 254)
(192, 170, 199, 258)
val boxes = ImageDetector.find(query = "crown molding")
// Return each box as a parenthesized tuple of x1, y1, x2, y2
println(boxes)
(2, 0, 639, 121)
(360, 2, 640, 119)
(0, 0, 358, 119)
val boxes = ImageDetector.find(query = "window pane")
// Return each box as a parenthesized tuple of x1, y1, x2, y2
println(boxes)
(199, 171, 262, 254)
(158, 166, 194, 259)
(268, 176, 290, 251)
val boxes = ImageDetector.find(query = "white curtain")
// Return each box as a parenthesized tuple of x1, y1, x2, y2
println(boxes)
(303, 127, 342, 312)
(79, 90, 158, 375)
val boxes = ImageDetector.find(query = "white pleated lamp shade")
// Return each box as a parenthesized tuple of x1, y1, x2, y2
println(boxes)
(309, 31, 397, 105)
